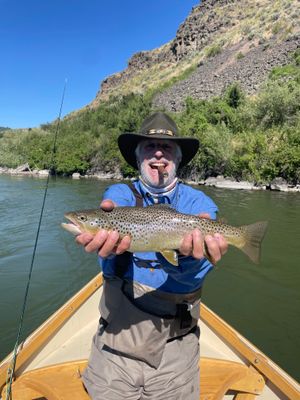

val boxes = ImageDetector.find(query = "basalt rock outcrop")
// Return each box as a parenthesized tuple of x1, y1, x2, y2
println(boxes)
(154, 36, 300, 111)
(89, 0, 299, 109)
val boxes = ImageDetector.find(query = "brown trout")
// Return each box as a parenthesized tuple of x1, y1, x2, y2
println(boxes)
(61, 205, 268, 265)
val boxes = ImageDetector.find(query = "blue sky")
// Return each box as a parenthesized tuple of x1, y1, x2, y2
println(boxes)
(1, 0, 199, 128)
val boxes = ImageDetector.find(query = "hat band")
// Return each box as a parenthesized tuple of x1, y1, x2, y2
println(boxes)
(146, 129, 174, 137)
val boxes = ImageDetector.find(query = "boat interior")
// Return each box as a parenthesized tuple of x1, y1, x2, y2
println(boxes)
(0, 273, 299, 400)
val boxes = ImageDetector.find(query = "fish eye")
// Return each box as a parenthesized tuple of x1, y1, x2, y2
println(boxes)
(79, 215, 87, 222)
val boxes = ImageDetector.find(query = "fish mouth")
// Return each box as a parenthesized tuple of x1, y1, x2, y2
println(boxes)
(64, 213, 80, 225)
(61, 214, 82, 235)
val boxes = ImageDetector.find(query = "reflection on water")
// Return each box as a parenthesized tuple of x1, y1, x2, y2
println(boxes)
(0, 175, 299, 381)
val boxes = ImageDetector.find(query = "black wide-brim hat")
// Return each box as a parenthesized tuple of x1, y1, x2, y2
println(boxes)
(118, 112, 199, 170)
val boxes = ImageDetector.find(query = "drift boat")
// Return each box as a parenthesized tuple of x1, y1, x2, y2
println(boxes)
(0, 273, 299, 400)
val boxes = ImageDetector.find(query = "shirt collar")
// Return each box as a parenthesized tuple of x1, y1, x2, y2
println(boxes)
(136, 179, 179, 204)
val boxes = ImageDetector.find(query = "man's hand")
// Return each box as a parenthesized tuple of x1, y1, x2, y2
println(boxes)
(75, 199, 131, 258)
(179, 213, 228, 264)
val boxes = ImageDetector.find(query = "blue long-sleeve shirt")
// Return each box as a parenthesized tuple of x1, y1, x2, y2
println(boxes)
(99, 180, 218, 294)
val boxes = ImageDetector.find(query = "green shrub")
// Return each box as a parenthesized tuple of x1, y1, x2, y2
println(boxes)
(0, 131, 27, 167)
(193, 125, 235, 178)
(236, 51, 245, 60)
(271, 127, 300, 184)
(293, 48, 300, 66)
(272, 21, 282, 35)
(1, 57, 299, 185)
(205, 44, 222, 58)
(224, 83, 245, 109)
(54, 132, 96, 174)
(270, 64, 299, 80)
(22, 131, 54, 170)
(254, 80, 300, 127)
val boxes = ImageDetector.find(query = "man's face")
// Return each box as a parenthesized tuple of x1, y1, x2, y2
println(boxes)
(137, 139, 181, 188)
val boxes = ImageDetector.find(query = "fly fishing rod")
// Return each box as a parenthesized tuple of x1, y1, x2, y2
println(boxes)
(4, 80, 67, 400)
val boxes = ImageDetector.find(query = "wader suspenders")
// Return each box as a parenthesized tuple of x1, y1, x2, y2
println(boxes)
(114, 182, 193, 329)
(115, 182, 143, 279)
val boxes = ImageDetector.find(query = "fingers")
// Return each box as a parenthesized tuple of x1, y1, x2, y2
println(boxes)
(77, 229, 109, 253)
(82, 229, 124, 258)
(197, 213, 228, 263)
(191, 229, 205, 259)
(98, 230, 120, 257)
(179, 233, 193, 256)
(100, 199, 116, 211)
(204, 233, 228, 264)
(179, 229, 205, 259)
(76, 229, 131, 258)
(204, 235, 220, 264)
(75, 199, 129, 258)
(198, 212, 211, 219)
(116, 235, 131, 255)
(75, 232, 94, 247)
(214, 233, 228, 256)
(179, 229, 228, 264)
(98, 231, 131, 257)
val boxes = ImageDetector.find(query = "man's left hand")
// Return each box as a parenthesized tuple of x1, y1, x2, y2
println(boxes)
(179, 213, 228, 264)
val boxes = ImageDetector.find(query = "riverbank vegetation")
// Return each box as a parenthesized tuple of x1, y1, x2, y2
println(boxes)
(0, 52, 299, 184)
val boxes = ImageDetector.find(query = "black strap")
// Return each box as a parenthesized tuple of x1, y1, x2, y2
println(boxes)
(115, 182, 142, 279)
(167, 325, 197, 343)
(115, 251, 131, 279)
(176, 303, 193, 329)
(127, 181, 143, 207)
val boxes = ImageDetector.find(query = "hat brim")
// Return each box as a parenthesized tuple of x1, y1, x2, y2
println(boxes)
(118, 133, 199, 170)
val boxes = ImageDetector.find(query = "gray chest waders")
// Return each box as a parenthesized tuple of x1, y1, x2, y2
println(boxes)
(98, 182, 201, 368)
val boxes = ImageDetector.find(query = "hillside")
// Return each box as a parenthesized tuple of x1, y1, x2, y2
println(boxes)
(90, 0, 299, 109)
(0, 0, 299, 187)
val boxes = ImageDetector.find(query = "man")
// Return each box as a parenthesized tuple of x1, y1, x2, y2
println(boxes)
(77, 112, 227, 399)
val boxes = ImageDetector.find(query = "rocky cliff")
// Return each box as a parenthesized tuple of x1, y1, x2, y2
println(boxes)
(89, 0, 299, 109)
(154, 37, 299, 111)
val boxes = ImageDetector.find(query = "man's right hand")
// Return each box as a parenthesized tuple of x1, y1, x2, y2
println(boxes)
(75, 199, 131, 257)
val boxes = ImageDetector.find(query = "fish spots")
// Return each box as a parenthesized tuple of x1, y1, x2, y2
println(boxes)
(66, 205, 248, 252)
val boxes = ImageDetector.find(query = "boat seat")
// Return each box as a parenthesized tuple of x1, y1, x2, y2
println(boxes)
(3, 357, 265, 400)
(200, 357, 265, 400)
(2, 360, 89, 400)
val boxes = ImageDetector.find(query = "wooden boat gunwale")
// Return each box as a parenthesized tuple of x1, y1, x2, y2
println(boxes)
(0, 272, 299, 399)
(0, 273, 103, 391)
(201, 304, 299, 399)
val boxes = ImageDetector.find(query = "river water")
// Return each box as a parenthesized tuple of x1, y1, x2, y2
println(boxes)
(0, 175, 299, 381)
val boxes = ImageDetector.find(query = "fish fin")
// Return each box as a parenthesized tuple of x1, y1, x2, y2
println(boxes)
(160, 250, 178, 266)
(217, 217, 228, 225)
(240, 221, 268, 264)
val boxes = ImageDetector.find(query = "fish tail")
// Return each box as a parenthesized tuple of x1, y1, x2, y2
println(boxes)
(239, 221, 268, 264)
